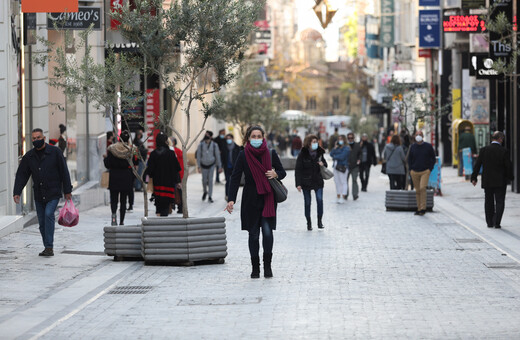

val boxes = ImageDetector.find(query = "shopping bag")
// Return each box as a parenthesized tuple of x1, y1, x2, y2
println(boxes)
(100, 171, 109, 188)
(58, 199, 79, 227)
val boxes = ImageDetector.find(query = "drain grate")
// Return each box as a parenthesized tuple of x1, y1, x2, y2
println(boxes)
(62, 250, 106, 256)
(484, 263, 520, 269)
(108, 286, 154, 294)
(454, 238, 483, 244)
(178, 297, 262, 306)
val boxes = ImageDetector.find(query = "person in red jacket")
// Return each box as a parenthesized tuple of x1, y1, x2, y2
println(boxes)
(172, 138, 184, 214)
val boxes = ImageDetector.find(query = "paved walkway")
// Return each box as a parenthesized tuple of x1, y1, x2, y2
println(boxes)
(1, 164, 520, 339)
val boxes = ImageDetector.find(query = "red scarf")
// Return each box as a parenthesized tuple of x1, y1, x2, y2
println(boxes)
(244, 140, 275, 217)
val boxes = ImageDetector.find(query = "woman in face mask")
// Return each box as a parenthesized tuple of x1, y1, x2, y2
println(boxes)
(225, 126, 286, 279)
(295, 134, 328, 230)
(330, 135, 350, 204)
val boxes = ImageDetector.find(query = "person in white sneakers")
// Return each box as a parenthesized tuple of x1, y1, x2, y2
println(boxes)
(330, 135, 350, 204)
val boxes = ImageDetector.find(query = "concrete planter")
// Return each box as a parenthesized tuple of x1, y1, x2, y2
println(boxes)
(141, 216, 227, 265)
(104, 225, 143, 260)
(385, 190, 434, 211)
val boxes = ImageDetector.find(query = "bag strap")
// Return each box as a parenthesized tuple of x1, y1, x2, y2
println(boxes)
(386, 147, 396, 162)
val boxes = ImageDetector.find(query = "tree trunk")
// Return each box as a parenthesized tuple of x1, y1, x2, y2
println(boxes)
(182, 145, 189, 218)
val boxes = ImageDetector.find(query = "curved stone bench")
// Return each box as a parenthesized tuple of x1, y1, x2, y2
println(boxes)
(103, 225, 142, 259)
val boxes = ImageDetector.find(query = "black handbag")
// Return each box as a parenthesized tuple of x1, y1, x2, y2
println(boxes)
(269, 178, 288, 203)
(268, 149, 288, 203)
(335, 164, 347, 173)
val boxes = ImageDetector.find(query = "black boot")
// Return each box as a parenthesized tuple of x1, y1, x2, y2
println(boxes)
(250, 256, 260, 279)
(119, 210, 125, 226)
(111, 214, 117, 226)
(318, 216, 324, 229)
(306, 217, 312, 231)
(263, 253, 273, 278)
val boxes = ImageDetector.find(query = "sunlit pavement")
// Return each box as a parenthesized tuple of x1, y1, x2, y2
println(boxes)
(1, 163, 520, 339)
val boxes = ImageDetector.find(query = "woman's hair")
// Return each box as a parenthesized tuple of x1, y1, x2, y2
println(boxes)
(244, 126, 265, 145)
(156, 132, 169, 148)
(391, 135, 401, 145)
(120, 130, 130, 143)
(303, 134, 318, 149)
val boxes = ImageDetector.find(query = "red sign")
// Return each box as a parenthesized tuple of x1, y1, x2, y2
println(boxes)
(443, 15, 486, 32)
(110, 0, 123, 30)
(145, 89, 160, 153)
(419, 49, 431, 58)
(22, 0, 78, 13)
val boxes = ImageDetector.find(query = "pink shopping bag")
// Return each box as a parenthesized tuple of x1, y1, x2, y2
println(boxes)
(58, 199, 79, 227)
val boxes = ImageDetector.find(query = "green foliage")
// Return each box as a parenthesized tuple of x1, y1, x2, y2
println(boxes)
(213, 72, 281, 138)
(348, 114, 379, 137)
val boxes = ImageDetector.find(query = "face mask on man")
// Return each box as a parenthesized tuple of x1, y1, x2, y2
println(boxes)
(33, 139, 45, 149)
(250, 139, 263, 148)
(415, 135, 423, 143)
(311, 142, 318, 150)
(220, 134, 225, 139)
(226, 139, 233, 145)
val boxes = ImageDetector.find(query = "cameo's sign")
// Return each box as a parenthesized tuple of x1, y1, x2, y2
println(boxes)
(47, 7, 101, 30)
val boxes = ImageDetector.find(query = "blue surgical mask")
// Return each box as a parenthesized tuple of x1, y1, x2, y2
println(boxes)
(226, 139, 233, 145)
(220, 134, 225, 139)
(311, 142, 318, 150)
(338, 140, 344, 146)
(250, 139, 263, 148)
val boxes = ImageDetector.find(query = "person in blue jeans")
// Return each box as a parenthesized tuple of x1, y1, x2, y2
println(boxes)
(295, 134, 328, 230)
(13, 128, 72, 257)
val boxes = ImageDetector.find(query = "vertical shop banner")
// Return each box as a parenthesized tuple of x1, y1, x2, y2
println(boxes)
(489, 0, 513, 58)
(380, 0, 394, 47)
(22, 0, 78, 13)
(110, 0, 123, 30)
(419, 10, 441, 48)
(365, 15, 381, 59)
(440, 49, 453, 165)
(145, 89, 160, 153)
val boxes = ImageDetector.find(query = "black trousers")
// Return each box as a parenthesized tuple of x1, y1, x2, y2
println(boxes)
(359, 162, 371, 190)
(110, 190, 128, 223)
(388, 174, 405, 190)
(484, 186, 507, 227)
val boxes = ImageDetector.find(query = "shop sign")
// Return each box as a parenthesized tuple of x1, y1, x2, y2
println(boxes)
(419, 0, 440, 6)
(442, 15, 486, 32)
(22, 0, 78, 13)
(461, 0, 485, 8)
(47, 7, 101, 30)
(380, 0, 394, 47)
(489, 0, 513, 58)
(418, 49, 432, 58)
(419, 10, 441, 48)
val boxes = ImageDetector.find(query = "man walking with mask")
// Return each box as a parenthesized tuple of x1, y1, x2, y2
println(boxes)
(359, 133, 377, 192)
(13, 128, 72, 256)
(408, 131, 436, 216)
(196, 131, 222, 203)
(346, 132, 361, 200)
(471, 131, 514, 228)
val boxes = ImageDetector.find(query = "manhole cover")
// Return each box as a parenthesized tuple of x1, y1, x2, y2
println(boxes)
(108, 286, 154, 294)
(178, 297, 262, 306)
(62, 250, 106, 256)
(454, 238, 483, 243)
(484, 263, 520, 269)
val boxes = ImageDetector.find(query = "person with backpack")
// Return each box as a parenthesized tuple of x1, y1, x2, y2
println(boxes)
(196, 131, 222, 203)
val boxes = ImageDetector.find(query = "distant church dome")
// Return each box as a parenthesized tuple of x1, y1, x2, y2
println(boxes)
(300, 28, 323, 42)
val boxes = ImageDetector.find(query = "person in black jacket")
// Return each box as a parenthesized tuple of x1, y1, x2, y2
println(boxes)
(13, 128, 72, 257)
(346, 132, 361, 200)
(295, 134, 328, 230)
(471, 131, 514, 228)
(226, 126, 286, 279)
(214, 129, 227, 184)
(103, 130, 137, 226)
(145, 133, 182, 216)
(408, 131, 436, 216)
(221, 133, 241, 200)
(358, 133, 377, 192)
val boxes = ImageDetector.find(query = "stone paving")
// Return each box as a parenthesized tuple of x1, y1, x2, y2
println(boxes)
(1, 164, 520, 339)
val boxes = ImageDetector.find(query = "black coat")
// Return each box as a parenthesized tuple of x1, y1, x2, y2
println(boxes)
(145, 146, 181, 206)
(471, 143, 514, 188)
(13, 144, 72, 202)
(359, 141, 377, 166)
(227, 149, 286, 231)
(221, 143, 241, 170)
(103, 148, 137, 193)
(295, 146, 328, 190)
(348, 142, 361, 169)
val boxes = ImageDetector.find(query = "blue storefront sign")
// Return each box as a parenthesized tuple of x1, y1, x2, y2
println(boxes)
(419, 0, 440, 6)
(365, 15, 381, 59)
(419, 10, 441, 48)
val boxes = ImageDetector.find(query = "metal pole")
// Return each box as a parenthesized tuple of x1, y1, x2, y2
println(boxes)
(85, 35, 90, 181)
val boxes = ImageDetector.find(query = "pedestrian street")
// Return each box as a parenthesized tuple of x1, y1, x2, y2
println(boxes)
(1, 167, 520, 339)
